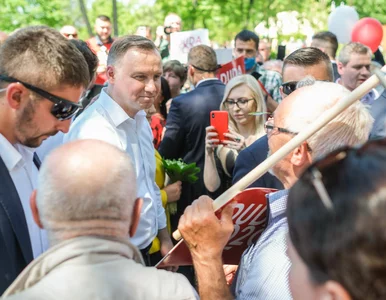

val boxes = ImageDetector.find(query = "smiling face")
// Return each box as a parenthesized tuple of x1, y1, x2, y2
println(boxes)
(225, 84, 256, 127)
(338, 53, 371, 91)
(107, 48, 162, 118)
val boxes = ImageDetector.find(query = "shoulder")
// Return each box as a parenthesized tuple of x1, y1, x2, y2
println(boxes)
(64, 106, 121, 148)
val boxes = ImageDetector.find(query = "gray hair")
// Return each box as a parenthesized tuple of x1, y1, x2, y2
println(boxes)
(36, 140, 137, 244)
(284, 81, 373, 159)
(338, 42, 372, 66)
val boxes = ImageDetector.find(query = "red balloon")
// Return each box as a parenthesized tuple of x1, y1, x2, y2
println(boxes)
(351, 18, 383, 52)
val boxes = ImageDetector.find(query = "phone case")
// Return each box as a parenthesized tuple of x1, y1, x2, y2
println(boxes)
(210, 111, 229, 143)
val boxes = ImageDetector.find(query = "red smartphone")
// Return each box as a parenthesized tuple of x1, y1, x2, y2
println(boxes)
(210, 111, 229, 143)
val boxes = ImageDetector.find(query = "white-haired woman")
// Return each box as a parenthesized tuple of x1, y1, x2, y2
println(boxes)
(204, 74, 267, 193)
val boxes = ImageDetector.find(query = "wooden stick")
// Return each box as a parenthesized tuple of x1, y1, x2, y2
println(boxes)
(173, 68, 386, 241)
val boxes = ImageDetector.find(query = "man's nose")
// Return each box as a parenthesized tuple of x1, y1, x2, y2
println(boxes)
(56, 119, 72, 134)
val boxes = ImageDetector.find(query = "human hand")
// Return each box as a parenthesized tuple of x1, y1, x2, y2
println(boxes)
(178, 196, 235, 260)
(223, 264, 238, 285)
(205, 126, 219, 154)
(164, 181, 182, 203)
(223, 129, 245, 151)
(159, 229, 178, 272)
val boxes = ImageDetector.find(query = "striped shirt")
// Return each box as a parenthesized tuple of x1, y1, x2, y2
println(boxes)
(232, 189, 292, 300)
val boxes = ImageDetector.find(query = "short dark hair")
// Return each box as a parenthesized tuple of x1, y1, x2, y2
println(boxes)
(288, 140, 386, 300)
(163, 60, 187, 87)
(0, 26, 89, 89)
(234, 30, 259, 50)
(96, 15, 111, 23)
(312, 31, 338, 59)
(107, 35, 159, 66)
(283, 47, 334, 82)
(188, 45, 217, 73)
(70, 39, 98, 85)
(160, 76, 171, 119)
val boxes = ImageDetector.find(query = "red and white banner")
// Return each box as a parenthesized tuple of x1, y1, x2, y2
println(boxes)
(217, 56, 246, 85)
(156, 188, 276, 267)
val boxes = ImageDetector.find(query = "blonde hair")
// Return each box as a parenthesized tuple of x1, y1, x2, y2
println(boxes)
(220, 74, 266, 137)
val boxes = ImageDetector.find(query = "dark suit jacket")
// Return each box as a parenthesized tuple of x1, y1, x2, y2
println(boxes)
(159, 79, 225, 230)
(370, 89, 386, 140)
(232, 134, 284, 190)
(0, 156, 33, 294)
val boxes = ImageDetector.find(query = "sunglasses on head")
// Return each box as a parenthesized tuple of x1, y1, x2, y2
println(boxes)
(305, 139, 386, 211)
(281, 81, 298, 95)
(0, 75, 82, 121)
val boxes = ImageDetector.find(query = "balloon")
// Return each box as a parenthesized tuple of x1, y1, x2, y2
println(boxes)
(351, 18, 384, 52)
(328, 5, 359, 44)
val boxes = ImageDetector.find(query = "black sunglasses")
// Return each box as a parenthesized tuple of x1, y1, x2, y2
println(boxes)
(281, 81, 298, 95)
(305, 139, 386, 211)
(0, 75, 82, 120)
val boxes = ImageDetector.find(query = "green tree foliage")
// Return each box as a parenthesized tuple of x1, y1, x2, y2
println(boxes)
(0, 0, 385, 43)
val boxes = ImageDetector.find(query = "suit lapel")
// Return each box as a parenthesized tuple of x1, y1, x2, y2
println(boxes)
(0, 156, 33, 264)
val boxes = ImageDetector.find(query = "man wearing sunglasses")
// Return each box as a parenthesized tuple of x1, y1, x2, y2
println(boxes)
(0, 26, 89, 293)
(233, 47, 333, 190)
(178, 81, 373, 300)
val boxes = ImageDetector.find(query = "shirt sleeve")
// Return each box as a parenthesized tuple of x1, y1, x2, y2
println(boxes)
(154, 180, 167, 230)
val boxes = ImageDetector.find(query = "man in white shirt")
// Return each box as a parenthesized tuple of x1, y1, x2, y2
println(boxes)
(0, 26, 89, 293)
(64, 35, 174, 266)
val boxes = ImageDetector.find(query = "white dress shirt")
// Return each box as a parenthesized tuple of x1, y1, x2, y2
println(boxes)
(0, 134, 49, 258)
(63, 88, 167, 249)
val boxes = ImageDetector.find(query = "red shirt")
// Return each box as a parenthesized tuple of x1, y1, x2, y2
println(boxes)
(86, 36, 114, 85)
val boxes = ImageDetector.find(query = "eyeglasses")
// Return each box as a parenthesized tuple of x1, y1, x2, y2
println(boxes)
(0, 75, 82, 121)
(224, 98, 254, 109)
(281, 81, 298, 95)
(305, 138, 386, 211)
(63, 33, 78, 38)
(264, 120, 299, 136)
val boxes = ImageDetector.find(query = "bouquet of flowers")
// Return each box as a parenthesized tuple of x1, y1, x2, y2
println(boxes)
(162, 158, 200, 214)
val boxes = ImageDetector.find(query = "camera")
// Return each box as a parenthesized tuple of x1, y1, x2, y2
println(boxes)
(164, 26, 172, 35)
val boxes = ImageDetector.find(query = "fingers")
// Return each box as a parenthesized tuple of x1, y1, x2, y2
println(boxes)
(206, 125, 216, 132)
(220, 202, 236, 234)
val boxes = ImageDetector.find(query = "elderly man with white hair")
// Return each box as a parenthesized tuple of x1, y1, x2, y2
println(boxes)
(2, 140, 197, 300)
(178, 80, 374, 300)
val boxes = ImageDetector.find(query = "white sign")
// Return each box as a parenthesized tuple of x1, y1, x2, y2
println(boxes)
(214, 48, 233, 65)
(170, 29, 210, 64)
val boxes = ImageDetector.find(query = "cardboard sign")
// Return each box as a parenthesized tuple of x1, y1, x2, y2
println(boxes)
(217, 56, 246, 85)
(156, 187, 276, 267)
(170, 29, 210, 64)
(215, 48, 233, 65)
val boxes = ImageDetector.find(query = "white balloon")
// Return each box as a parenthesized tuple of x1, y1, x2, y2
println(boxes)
(328, 5, 359, 44)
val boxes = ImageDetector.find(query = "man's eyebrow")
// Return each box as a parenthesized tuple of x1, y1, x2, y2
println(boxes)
(351, 63, 370, 68)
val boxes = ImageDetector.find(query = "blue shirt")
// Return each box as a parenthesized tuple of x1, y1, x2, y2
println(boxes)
(233, 189, 292, 300)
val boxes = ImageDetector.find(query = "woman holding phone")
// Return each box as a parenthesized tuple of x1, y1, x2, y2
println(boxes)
(204, 74, 267, 194)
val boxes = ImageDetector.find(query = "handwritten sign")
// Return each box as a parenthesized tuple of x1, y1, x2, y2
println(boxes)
(170, 29, 210, 64)
(156, 188, 276, 267)
(217, 56, 246, 85)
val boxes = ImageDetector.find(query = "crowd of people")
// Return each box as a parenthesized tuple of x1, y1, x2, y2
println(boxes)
(0, 10, 386, 300)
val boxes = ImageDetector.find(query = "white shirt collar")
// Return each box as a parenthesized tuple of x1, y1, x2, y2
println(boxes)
(98, 88, 147, 127)
(0, 133, 35, 172)
(195, 77, 219, 88)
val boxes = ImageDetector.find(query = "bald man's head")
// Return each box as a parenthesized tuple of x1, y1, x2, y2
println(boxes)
(33, 140, 139, 244)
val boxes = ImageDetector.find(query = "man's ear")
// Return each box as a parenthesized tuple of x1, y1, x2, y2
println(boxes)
(106, 65, 115, 84)
(337, 62, 344, 76)
(129, 198, 143, 237)
(6, 83, 27, 110)
(188, 65, 195, 78)
(30, 190, 44, 229)
(279, 86, 287, 99)
(290, 142, 311, 167)
(320, 280, 352, 300)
